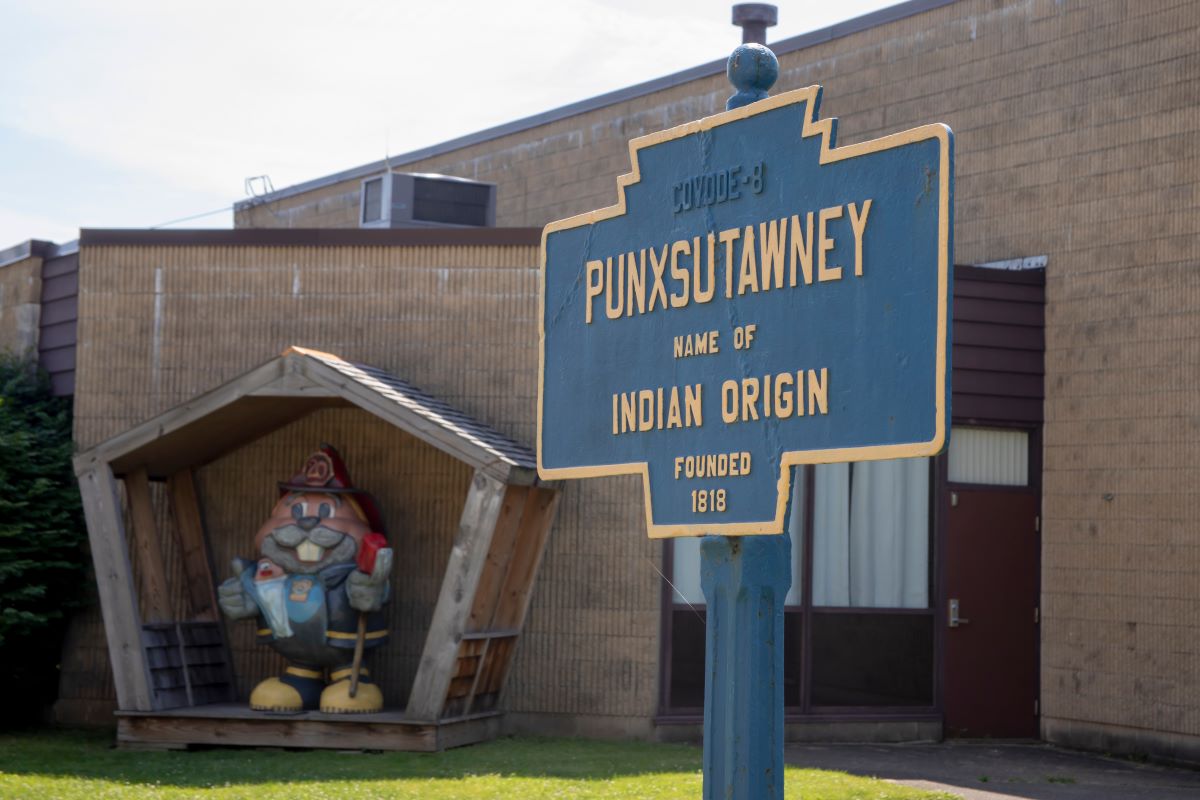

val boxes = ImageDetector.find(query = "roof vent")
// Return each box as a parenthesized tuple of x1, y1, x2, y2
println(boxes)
(360, 172, 496, 229)
(732, 3, 778, 45)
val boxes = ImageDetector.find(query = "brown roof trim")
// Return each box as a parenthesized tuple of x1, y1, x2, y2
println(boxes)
(955, 264, 1046, 285)
(79, 227, 542, 248)
(0, 238, 79, 269)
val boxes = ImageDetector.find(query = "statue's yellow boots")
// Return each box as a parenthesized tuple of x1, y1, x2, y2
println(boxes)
(319, 667, 383, 714)
(249, 666, 324, 712)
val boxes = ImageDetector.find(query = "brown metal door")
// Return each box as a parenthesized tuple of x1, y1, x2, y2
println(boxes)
(944, 489, 1039, 738)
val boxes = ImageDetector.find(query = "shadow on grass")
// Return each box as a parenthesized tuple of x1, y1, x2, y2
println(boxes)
(0, 730, 703, 788)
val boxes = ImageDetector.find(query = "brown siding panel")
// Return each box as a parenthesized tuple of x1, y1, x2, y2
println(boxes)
(42, 253, 80, 278)
(954, 296, 1045, 327)
(41, 272, 79, 302)
(39, 346, 76, 373)
(39, 252, 78, 397)
(39, 320, 77, 351)
(953, 395, 1043, 425)
(954, 320, 1044, 352)
(954, 369, 1044, 399)
(50, 370, 75, 396)
(40, 298, 78, 326)
(951, 266, 1046, 426)
(952, 346, 1044, 375)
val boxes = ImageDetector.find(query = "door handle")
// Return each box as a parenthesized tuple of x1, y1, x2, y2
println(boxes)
(949, 598, 970, 628)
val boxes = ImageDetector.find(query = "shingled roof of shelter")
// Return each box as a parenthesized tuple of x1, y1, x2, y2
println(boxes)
(299, 348, 536, 471)
(76, 346, 540, 487)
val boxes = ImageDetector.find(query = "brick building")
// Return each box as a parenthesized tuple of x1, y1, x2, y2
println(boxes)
(2, 0, 1198, 763)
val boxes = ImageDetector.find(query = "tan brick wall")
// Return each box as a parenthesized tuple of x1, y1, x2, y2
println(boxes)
(228, 0, 1200, 749)
(0, 256, 42, 356)
(66, 240, 661, 729)
(73, 243, 541, 448)
(77, 0, 1200, 749)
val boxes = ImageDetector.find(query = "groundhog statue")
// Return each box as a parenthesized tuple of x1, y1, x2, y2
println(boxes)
(218, 445, 392, 713)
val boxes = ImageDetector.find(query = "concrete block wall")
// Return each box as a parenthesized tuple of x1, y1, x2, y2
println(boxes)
(227, 0, 1200, 754)
(62, 238, 662, 736)
(0, 255, 42, 357)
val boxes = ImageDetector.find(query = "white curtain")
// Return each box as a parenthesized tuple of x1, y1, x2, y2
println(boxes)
(812, 458, 929, 608)
(671, 537, 704, 605)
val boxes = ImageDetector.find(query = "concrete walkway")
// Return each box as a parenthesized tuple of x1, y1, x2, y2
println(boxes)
(784, 741, 1200, 799)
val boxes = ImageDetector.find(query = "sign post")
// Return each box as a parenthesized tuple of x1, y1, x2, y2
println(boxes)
(538, 41, 952, 799)
(700, 47, 793, 799)
(700, 533, 790, 797)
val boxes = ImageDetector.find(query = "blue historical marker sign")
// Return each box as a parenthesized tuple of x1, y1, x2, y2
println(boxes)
(538, 84, 953, 537)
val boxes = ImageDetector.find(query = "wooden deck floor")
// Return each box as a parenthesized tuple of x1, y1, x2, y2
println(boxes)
(116, 704, 502, 752)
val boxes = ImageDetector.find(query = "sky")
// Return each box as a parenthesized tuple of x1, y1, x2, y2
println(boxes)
(0, 0, 897, 247)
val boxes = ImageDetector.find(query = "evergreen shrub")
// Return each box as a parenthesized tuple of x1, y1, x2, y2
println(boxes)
(0, 354, 88, 725)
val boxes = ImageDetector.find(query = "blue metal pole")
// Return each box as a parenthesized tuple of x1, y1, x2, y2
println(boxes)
(701, 533, 791, 799)
(700, 43, 789, 800)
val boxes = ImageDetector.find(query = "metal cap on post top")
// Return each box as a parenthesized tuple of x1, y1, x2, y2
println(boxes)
(732, 3, 778, 44)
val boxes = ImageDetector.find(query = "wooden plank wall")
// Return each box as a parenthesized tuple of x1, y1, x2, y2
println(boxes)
(441, 485, 558, 719)
(952, 265, 1045, 426)
(89, 406, 490, 713)
(198, 409, 475, 708)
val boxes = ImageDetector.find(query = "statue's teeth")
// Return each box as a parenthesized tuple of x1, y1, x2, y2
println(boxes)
(296, 541, 325, 562)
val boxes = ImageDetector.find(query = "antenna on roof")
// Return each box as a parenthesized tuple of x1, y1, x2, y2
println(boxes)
(244, 175, 275, 197)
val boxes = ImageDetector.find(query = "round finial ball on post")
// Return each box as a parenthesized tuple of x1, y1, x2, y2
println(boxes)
(726, 43, 779, 111)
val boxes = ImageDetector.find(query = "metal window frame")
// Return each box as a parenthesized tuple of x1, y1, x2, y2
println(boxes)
(360, 173, 393, 228)
(659, 459, 940, 718)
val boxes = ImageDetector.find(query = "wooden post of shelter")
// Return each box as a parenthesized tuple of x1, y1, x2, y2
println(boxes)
(455, 484, 559, 718)
(124, 466, 172, 624)
(405, 470, 508, 722)
(74, 457, 155, 711)
(166, 468, 219, 621)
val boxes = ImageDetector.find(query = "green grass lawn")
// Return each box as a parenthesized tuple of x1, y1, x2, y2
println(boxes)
(0, 730, 956, 800)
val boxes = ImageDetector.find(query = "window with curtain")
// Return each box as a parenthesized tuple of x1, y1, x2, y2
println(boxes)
(665, 459, 935, 713)
(948, 426, 1029, 485)
(667, 515, 805, 710)
(812, 458, 930, 609)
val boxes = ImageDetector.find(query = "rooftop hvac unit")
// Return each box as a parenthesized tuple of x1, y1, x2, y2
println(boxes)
(360, 172, 496, 228)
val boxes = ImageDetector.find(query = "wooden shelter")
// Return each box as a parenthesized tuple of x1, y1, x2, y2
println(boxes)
(73, 346, 559, 750)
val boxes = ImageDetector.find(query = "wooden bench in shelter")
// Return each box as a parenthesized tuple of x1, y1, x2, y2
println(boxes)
(73, 346, 559, 751)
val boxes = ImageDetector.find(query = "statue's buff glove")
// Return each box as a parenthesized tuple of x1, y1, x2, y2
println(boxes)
(347, 547, 393, 612)
(218, 558, 257, 619)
